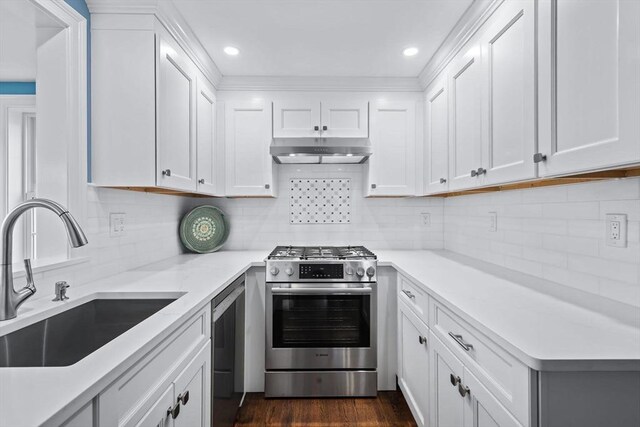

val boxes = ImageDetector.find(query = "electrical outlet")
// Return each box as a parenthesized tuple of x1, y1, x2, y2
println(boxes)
(109, 213, 126, 237)
(488, 212, 497, 232)
(421, 212, 431, 227)
(606, 214, 627, 247)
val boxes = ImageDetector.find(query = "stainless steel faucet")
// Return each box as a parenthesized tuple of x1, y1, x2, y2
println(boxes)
(0, 199, 88, 320)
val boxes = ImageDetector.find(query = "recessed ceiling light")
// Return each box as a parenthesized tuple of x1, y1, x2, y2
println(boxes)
(403, 47, 419, 57)
(224, 46, 240, 56)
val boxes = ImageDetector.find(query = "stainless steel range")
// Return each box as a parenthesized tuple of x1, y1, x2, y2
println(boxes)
(265, 246, 377, 398)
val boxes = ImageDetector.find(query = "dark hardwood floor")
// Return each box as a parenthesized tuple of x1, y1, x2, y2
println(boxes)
(234, 391, 418, 426)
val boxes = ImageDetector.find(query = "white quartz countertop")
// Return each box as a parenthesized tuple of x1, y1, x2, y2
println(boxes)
(0, 249, 639, 426)
(376, 250, 640, 372)
(0, 251, 267, 427)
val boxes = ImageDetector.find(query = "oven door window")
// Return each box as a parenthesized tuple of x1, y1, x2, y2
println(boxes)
(272, 294, 371, 348)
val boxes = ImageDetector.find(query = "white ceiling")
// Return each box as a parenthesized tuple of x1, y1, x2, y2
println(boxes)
(172, 0, 474, 78)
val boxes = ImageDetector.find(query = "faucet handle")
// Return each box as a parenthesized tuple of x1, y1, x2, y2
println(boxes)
(53, 281, 70, 301)
(24, 259, 36, 293)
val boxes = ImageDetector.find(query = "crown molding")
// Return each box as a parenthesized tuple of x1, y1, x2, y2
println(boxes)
(418, 0, 503, 90)
(86, 0, 223, 88)
(217, 75, 423, 92)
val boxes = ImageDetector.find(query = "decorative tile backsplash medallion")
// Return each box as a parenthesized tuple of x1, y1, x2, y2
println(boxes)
(290, 178, 351, 224)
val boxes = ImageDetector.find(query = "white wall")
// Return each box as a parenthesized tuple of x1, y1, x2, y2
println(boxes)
(444, 177, 640, 307)
(205, 164, 444, 250)
(22, 186, 198, 302)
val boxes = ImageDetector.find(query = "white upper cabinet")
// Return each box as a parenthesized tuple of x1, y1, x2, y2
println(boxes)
(195, 74, 218, 195)
(538, 0, 640, 176)
(367, 101, 416, 196)
(273, 100, 369, 138)
(448, 39, 485, 191)
(156, 34, 197, 191)
(224, 99, 275, 197)
(273, 101, 320, 138)
(424, 76, 450, 194)
(480, 0, 535, 185)
(320, 101, 369, 138)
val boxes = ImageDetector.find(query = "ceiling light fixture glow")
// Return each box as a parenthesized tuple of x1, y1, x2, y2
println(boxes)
(403, 47, 419, 57)
(224, 46, 240, 56)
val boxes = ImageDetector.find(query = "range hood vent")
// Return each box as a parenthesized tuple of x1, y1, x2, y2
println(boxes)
(270, 138, 372, 164)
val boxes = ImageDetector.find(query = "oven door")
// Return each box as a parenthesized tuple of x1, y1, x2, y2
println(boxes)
(266, 283, 377, 370)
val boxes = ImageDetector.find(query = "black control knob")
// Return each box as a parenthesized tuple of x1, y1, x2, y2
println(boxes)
(366, 267, 375, 277)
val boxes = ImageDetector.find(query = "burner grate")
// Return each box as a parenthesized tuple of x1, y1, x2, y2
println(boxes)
(267, 246, 376, 260)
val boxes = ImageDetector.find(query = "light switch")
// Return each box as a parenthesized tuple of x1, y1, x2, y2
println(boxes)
(421, 212, 431, 227)
(606, 214, 627, 247)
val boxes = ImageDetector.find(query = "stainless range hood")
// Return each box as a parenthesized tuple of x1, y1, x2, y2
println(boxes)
(270, 138, 372, 164)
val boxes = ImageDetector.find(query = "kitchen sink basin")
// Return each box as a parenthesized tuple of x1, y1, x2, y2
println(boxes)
(0, 298, 176, 367)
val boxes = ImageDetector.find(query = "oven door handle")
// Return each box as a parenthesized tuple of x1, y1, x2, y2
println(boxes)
(270, 287, 373, 295)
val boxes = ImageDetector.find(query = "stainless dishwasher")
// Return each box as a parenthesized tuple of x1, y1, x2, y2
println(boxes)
(212, 275, 245, 427)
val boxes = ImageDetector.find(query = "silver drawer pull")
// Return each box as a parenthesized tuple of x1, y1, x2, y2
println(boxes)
(458, 383, 470, 397)
(448, 332, 474, 351)
(402, 289, 416, 300)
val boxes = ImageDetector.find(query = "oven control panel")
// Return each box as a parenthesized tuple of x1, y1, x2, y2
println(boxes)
(299, 264, 344, 279)
(266, 260, 376, 282)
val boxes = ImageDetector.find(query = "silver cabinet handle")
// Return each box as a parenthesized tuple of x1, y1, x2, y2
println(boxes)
(458, 383, 470, 397)
(450, 374, 461, 386)
(476, 167, 486, 176)
(371, 184, 377, 189)
(167, 402, 180, 419)
(265, 184, 270, 189)
(470, 169, 478, 177)
(198, 178, 205, 184)
(162, 169, 171, 177)
(402, 289, 415, 299)
(439, 178, 447, 184)
(322, 125, 328, 131)
(178, 391, 190, 406)
(533, 153, 547, 163)
(418, 335, 427, 345)
(448, 332, 474, 351)
(314, 126, 319, 131)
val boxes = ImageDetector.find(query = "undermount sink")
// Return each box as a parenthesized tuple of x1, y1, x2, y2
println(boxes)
(0, 298, 177, 367)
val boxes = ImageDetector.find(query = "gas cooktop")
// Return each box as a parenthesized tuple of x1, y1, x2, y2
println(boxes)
(267, 245, 376, 260)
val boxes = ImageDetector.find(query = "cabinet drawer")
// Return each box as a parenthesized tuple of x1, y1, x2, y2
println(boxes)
(99, 306, 211, 427)
(431, 300, 530, 425)
(398, 274, 429, 323)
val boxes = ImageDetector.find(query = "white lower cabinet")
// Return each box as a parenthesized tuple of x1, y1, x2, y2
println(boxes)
(430, 333, 521, 427)
(135, 384, 175, 427)
(430, 331, 465, 427)
(463, 367, 521, 427)
(398, 299, 430, 427)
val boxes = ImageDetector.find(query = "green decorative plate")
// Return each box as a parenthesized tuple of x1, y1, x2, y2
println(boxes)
(180, 206, 229, 253)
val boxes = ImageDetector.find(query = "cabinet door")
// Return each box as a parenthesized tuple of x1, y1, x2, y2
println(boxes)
(174, 342, 211, 427)
(398, 301, 430, 427)
(196, 75, 217, 195)
(448, 40, 484, 191)
(463, 368, 522, 427)
(156, 34, 197, 191)
(481, 0, 536, 185)
(320, 101, 369, 138)
(425, 76, 450, 194)
(273, 101, 320, 138)
(134, 384, 174, 427)
(224, 99, 274, 196)
(538, 0, 640, 176)
(368, 101, 416, 196)
(430, 332, 465, 427)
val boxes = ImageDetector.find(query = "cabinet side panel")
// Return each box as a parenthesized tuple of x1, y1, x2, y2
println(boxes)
(91, 29, 156, 186)
(539, 371, 640, 427)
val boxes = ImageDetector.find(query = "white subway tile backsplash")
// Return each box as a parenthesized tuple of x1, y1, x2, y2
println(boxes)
(444, 177, 640, 307)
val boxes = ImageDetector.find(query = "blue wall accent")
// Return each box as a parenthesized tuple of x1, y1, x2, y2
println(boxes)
(64, 0, 92, 181)
(0, 82, 36, 95)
